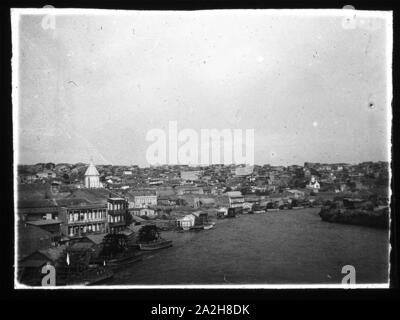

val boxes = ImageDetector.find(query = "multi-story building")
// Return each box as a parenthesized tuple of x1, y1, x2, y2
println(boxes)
(226, 191, 244, 208)
(59, 203, 108, 238)
(107, 197, 128, 233)
(127, 191, 157, 208)
(18, 199, 60, 222)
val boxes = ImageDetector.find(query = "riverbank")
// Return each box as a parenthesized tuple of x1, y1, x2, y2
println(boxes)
(106, 208, 389, 285)
(319, 206, 389, 229)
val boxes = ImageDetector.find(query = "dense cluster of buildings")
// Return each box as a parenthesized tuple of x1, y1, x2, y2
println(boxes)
(16, 160, 389, 282)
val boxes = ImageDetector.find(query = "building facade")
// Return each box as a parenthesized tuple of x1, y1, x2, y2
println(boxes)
(59, 204, 108, 238)
(226, 191, 245, 208)
(127, 191, 157, 208)
(107, 197, 128, 233)
(306, 176, 320, 192)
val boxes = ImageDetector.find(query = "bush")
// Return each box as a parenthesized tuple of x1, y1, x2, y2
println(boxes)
(138, 225, 160, 242)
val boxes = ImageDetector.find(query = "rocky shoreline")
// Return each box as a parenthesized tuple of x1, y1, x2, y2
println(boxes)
(319, 205, 389, 229)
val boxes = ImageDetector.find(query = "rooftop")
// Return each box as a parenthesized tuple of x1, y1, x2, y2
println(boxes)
(26, 220, 61, 226)
(108, 197, 126, 201)
(84, 163, 100, 176)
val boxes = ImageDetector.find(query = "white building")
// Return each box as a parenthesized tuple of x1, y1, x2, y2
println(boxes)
(127, 191, 157, 208)
(234, 166, 254, 176)
(176, 214, 196, 230)
(180, 170, 201, 181)
(306, 176, 320, 192)
(226, 191, 244, 208)
(84, 162, 101, 189)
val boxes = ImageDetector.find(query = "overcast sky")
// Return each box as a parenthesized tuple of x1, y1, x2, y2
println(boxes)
(14, 9, 392, 166)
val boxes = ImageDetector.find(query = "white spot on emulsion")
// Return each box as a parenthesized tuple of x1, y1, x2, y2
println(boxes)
(257, 56, 264, 63)
(313, 121, 318, 127)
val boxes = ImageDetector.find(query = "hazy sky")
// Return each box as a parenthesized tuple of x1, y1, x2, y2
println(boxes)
(14, 9, 392, 166)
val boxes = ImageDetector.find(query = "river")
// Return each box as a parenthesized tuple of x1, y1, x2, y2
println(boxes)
(107, 208, 389, 285)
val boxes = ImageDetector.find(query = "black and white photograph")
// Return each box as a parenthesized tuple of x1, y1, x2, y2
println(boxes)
(12, 7, 392, 288)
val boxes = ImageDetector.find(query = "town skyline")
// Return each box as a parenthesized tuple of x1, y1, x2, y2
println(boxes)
(17, 159, 390, 167)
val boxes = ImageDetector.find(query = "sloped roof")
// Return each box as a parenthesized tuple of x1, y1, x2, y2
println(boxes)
(226, 191, 243, 197)
(84, 233, 107, 245)
(84, 163, 100, 176)
(131, 216, 146, 223)
(38, 245, 67, 262)
(26, 220, 61, 226)
(56, 198, 93, 207)
(156, 189, 176, 197)
(67, 188, 111, 204)
(128, 191, 157, 197)
(70, 242, 95, 251)
(18, 199, 58, 209)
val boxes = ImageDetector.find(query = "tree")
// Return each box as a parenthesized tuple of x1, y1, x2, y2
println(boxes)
(45, 163, 55, 170)
(125, 212, 133, 226)
(100, 234, 129, 257)
(62, 173, 70, 183)
(138, 225, 160, 243)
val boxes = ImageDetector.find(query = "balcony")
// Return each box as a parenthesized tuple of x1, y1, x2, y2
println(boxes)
(107, 209, 127, 216)
(108, 221, 126, 227)
(68, 217, 107, 225)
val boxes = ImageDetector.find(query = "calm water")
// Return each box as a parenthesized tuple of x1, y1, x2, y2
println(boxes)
(107, 208, 389, 285)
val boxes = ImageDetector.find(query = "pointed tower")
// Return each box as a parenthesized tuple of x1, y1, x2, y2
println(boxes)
(84, 162, 101, 188)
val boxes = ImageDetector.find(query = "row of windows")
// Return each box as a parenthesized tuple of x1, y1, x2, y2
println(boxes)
(135, 196, 157, 202)
(68, 210, 106, 222)
(68, 209, 106, 215)
(108, 215, 124, 223)
(68, 223, 105, 236)
(109, 226, 124, 234)
(107, 203, 127, 211)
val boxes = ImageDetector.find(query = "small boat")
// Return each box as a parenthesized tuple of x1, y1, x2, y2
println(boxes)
(85, 269, 114, 285)
(137, 225, 173, 250)
(138, 239, 173, 251)
(266, 208, 280, 212)
(253, 210, 266, 214)
(292, 206, 305, 210)
(203, 224, 214, 230)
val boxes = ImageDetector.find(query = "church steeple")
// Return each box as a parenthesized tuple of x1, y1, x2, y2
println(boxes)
(84, 161, 101, 188)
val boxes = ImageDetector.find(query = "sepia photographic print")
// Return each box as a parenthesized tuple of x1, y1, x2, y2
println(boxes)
(12, 7, 392, 289)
